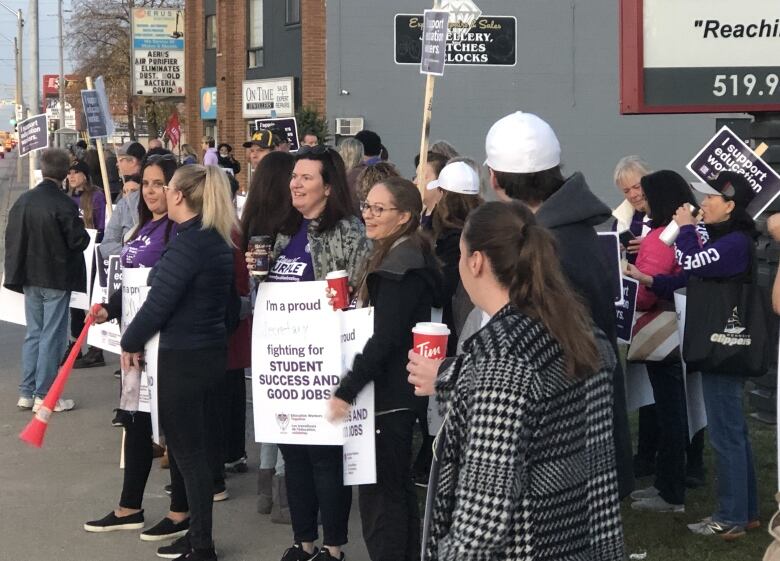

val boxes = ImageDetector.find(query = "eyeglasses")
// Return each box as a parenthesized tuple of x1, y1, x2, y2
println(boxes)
(143, 181, 166, 191)
(297, 144, 334, 156)
(146, 153, 178, 164)
(360, 201, 399, 217)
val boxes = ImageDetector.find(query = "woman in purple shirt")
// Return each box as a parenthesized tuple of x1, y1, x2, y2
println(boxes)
(67, 159, 107, 236)
(84, 153, 192, 546)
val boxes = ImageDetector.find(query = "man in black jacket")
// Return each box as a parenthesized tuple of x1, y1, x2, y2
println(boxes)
(483, 111, 635, 499)
(4, 148, 90, 412)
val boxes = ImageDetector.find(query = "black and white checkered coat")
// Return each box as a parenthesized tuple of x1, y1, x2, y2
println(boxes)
(425, 305, 624, 561)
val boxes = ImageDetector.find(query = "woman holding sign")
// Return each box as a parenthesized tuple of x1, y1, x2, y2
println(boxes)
(269, 147, 371, 561)
(624, 170, 698, 515)
(118, 165, 236, 561)
(421, 201, 623, 561)
(84, 154, 194, 542)
(328, 176, 441, 561)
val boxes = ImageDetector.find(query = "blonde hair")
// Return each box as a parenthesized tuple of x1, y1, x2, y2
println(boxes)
(173, 165, 236, 246)
(337, 138, 364, 172)
(613, 155, 652, 186)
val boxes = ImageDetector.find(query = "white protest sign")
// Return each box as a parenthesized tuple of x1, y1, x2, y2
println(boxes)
(252, 281, 344, 445)
(121, 267, 160, 442)
(70, 229, 98, 310)
(674, 289, 707, 437)
(87, 249, 122, 353)
(340, 307, 376, 485)
(0, 275, 26, 325)
(597, 231, 625, 306)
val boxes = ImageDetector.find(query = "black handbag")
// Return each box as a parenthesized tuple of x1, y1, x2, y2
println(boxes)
(683, 273, 772, 378)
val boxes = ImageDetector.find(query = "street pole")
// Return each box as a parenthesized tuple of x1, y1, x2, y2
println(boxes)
(28, 0, 39, 189)
(0, 2, 25, 181)
(58, 0, 64, 134)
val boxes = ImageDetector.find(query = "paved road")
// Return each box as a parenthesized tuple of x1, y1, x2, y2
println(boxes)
(0, 152, 371, 561)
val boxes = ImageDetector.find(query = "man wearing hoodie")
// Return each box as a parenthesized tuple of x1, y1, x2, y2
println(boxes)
(202, 136, 219, 166)
(484, 111, 634, 499)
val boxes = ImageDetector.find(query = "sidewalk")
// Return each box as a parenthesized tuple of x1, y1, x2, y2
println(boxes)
(0, 155, 371, 561)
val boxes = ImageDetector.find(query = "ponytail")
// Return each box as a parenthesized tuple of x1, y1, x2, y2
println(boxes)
(172, 164, 237, 247)
(463, 201, 600, 378)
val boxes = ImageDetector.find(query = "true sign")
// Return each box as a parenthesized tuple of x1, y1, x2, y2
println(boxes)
(420, 10, 450, 76)
(687, 126, 780, 218)
(81, 90, 108, 139)
(17, 114, 48, 156)
(252, 117, 300, 152)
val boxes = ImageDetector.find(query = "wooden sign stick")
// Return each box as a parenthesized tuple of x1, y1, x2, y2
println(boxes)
(416, 74, 436, 199)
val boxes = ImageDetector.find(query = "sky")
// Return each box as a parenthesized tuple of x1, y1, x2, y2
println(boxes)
(0, 0, 75, 129)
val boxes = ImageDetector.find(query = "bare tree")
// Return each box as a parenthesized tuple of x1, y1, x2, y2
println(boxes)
(68, 0, 183, 140)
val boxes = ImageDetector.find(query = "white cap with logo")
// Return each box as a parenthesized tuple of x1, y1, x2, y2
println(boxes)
(427, 161, 480, 195)
(484, 111, 561, 173)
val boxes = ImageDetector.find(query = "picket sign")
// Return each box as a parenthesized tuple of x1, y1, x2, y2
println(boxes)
(251, 281, 376, 484)
(121, 268, 160, 443)
(87, 247, 122, 353)
(674, 289, 707, 437)
(69, 229, 98, 310)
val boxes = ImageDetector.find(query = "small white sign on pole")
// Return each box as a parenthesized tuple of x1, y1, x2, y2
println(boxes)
(70, 228, 97, 310)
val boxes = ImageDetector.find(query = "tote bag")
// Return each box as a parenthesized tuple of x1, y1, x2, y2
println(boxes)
(683, 276, 772, 378)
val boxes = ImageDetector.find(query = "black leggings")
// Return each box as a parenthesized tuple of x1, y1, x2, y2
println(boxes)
(220, 368, 246, 463)
(158, 347, 226, 550)
(119, 411, 187, 512)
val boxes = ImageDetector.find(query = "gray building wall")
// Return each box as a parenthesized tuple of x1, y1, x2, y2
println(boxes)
(246, 0, 303, 107)
(326, 0, 727, 208)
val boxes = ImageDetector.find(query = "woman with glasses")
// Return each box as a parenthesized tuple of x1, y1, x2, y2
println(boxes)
(115, 165, 237, 561)
(84, 154, 195, 546)
(270, 147, 371, 561)
(328, 177, 441, 561)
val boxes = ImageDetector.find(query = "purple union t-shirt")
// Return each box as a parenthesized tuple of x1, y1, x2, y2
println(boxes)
(268, 219, 316, 283)
(121, 217, 176, 268)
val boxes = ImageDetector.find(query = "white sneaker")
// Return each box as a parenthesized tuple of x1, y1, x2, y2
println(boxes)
(33, 397, 76, 412)
(631, 495, 685, 513)
(630, 486, 660, 501)
(17, 396, 34, 410)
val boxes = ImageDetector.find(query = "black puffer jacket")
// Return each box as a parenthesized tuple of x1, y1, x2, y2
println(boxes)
(4, 179, 90, 293)
(121, 216, 234, 353)
(335, 237, 442, 412)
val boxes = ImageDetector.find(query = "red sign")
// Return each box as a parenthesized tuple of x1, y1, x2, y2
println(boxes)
(43, 74, 79, 98)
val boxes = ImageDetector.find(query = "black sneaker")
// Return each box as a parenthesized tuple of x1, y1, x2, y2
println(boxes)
(164, 484, 173, 496)
(157, 533, 190, 559)
(280, 544, 319, 561)
(61, 341, 82, 365)
(311, 549, 344, 561)
(112, 409, 133, 428)
(140, 516, 190, 542)
(173, 548, 218, 561)
(84, 510, 144, 532)
(74, 347, 106, 369)
(114, 369, 121, 379)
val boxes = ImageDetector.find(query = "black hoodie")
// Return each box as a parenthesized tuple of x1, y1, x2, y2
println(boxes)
(535, 171, 635, 499)
(336, 237, 442, 412)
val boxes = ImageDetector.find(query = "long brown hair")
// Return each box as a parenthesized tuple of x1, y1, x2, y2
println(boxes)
(462, 201, 600, 378)
(68, 175, 97, 229)
(359, 176, 431, 303)
(432, 190, 483, 238)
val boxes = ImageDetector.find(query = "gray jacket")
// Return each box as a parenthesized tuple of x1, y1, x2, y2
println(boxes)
(100, 190, 139, 257)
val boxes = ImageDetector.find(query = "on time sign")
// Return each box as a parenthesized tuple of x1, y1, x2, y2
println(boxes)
(620, 0, 780, 113)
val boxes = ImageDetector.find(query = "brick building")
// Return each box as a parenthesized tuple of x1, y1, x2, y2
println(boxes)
(184, 0, 325, 191)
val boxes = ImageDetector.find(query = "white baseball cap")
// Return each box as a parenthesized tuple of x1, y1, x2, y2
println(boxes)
(427, 161, 480, 195)
(484, 112, 561, 173)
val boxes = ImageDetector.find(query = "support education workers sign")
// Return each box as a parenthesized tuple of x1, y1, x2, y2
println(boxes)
(687, 126, 780, 218)
(395, 14, 516, 66)
(132, 9, 185, 96)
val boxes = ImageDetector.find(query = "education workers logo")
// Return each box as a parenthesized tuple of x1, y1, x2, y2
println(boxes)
(276, 413, 290, 432)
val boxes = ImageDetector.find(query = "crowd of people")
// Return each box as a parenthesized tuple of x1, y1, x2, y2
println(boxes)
(3, 109, 776, 561)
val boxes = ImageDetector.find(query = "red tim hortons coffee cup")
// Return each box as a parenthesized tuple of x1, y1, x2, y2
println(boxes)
(411, 322, 450, 360)
(326, 270, 350, 310)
